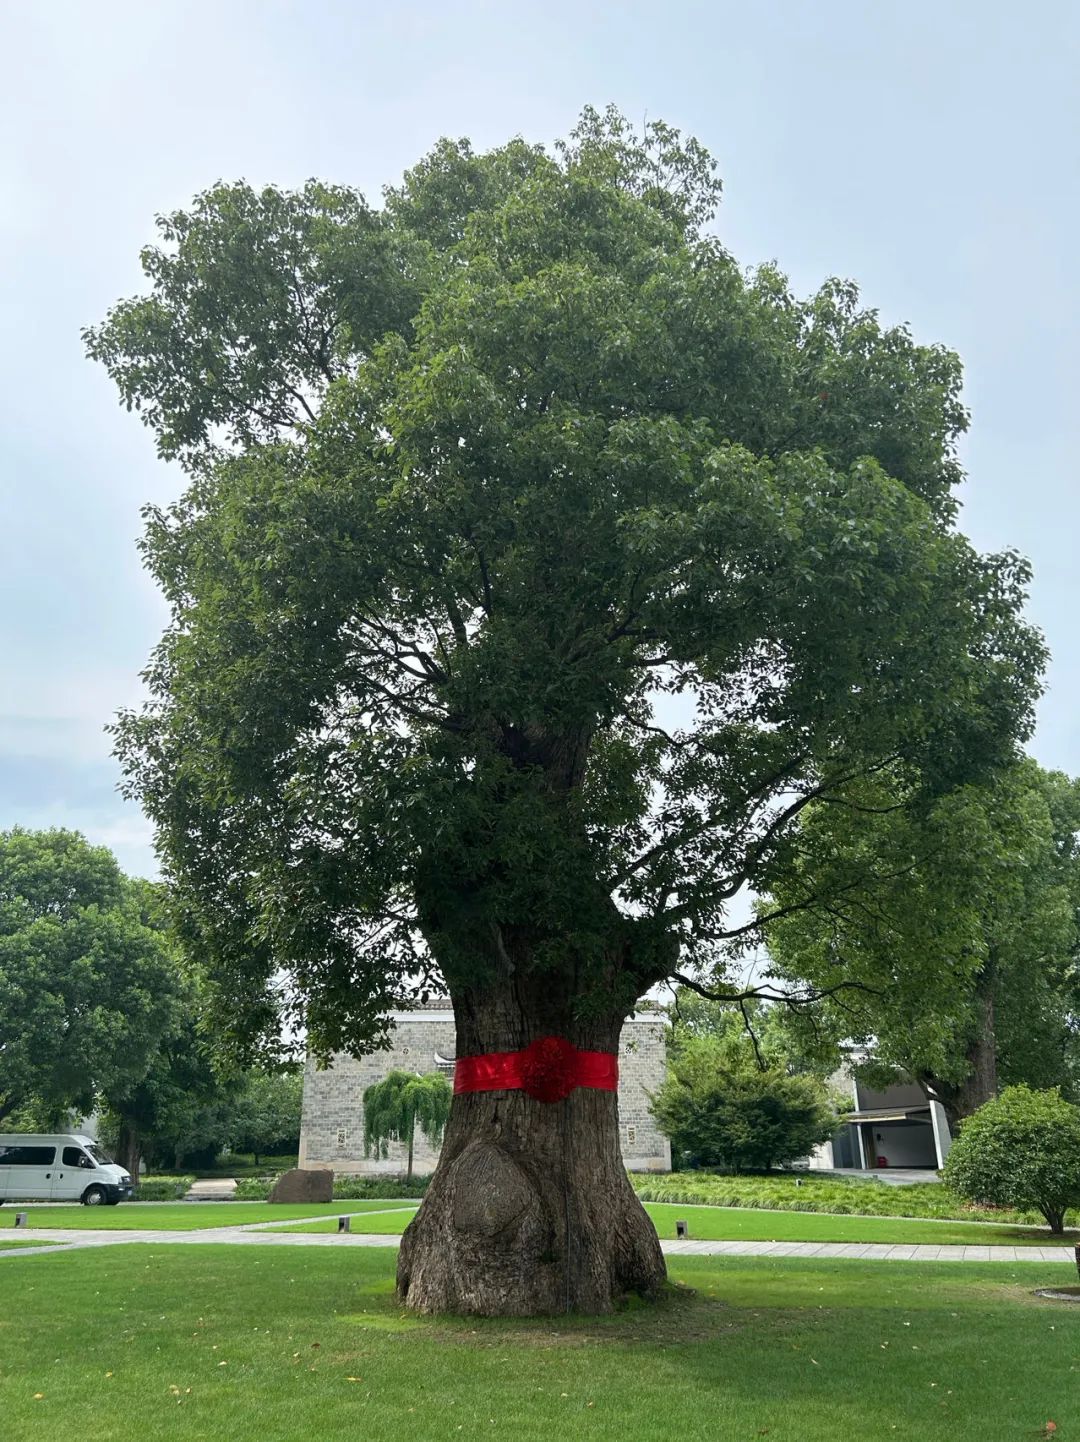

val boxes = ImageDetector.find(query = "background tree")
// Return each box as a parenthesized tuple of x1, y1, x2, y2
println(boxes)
(668, 986, 830, 1077)
(0, 829, 183, 1126)
(90, 107, 1043, 1314)
(363, 1071, 452, 1181)
(228, 1070, 303, 1166)
(102, 1005, 303, 1174)
(651, 1029, 836, 1172)
(99, 986, 235, 1175)
(763, 761, 1080, 1127)
(942, 1085, 1080, 1234)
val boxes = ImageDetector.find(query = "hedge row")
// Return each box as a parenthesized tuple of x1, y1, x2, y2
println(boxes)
(232, 1174, 432, 1202)
(135, 1177, 195, 1200)
(628, 1171, 1049, 1225)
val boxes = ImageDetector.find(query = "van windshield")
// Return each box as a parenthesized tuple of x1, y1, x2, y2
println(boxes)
(85, 1143, 114, 1167)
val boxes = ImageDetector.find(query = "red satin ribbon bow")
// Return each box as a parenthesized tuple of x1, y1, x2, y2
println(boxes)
(453, 1035, 619, 1104)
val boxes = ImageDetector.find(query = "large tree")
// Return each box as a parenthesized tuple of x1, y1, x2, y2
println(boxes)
(763, 761, 1080, 1127)
(88, 108, 1043, 1314)
(0, 829, 183, 1124)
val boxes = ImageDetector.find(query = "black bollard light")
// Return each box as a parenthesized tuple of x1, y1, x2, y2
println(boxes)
(338, 1215, 351, 1233)
(675, 1219, 689, 1239)
(14, 1212, 28, 1229)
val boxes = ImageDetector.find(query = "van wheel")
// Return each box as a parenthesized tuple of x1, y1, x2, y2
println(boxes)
(82, 1186, 107, 1206)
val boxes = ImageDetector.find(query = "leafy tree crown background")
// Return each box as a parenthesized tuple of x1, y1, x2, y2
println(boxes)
(86, 106, 1045, 1060)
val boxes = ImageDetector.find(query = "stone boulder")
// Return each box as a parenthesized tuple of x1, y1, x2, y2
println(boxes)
(268, 1167, 334, 1204)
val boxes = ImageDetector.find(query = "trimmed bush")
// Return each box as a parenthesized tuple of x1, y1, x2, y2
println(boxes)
(233, 1178, 273, 1200)
(943, 1085, 1080, 1233)
(629, 1171, 1045, 1225)
(233, 1174, 431, 1202)
(134, 1177, 193, 1200)
(333, 1175, 430, 1200)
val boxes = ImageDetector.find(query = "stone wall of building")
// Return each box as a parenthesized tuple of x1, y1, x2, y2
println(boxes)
(299, 1000, 671, 1174)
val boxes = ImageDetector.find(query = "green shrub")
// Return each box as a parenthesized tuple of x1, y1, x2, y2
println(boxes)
(333, 1175, 430, 1200)
(629, 1170, 1044, 1224)
(134, 1177, 192, 1200)
(650, 1038, 837, 1173)
(231, 1174, 430, 1201)
(233, 1178, 273, 1200)
(943, 1085, 1080, 1233)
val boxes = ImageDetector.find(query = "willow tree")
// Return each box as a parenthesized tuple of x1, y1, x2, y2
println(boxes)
(363, 1070, 452, 1181)
(88, 107, 1043, 1315)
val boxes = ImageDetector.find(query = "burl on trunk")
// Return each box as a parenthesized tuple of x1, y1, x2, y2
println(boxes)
(396, 989, 667, 1316)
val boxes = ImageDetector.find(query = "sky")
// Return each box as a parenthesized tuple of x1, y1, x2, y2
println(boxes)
(1, 0, 1078, 879)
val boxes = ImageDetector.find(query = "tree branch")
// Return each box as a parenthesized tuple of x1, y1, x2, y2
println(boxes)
(671, 970, 884, 1009)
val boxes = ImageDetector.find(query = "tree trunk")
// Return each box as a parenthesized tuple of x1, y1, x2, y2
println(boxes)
(1044, 1206, 1066, 1236)
(955, 977, 997, 1119)
(116, 1119, 141, 1180)
(396, 983, 666, 1316)
(925, 966, 999, 1133)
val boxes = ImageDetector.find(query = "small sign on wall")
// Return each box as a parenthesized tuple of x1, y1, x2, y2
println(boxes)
(336, 1127, 348, 1151)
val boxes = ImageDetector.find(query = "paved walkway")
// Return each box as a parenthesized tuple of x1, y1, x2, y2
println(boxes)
(2, 1209, 1077, 1266)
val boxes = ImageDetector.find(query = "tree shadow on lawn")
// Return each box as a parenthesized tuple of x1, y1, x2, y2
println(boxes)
(337, 1256, 1077, 1349)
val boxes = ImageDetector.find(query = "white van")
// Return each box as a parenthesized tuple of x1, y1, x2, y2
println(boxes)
(0, 1135, 134, 1206)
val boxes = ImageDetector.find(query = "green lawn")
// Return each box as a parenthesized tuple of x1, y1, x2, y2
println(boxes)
(1, 1201, 417, 1231)
(0, 1244, 1077, 1441)
(0, 1237, 58, 1250)
(267, 1201, 1073, 1248)
(9, 1197, 1072, 1249)
(267, 1207, 417, 1234)
(649, 1204, 1072, 1247)
(631, 1171, 1066, 1226)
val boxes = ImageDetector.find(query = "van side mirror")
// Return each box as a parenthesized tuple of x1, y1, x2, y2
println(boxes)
(79, 1155, 94, 1169)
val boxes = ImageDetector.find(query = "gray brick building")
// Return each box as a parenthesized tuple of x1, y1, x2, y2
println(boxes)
(299, 999, 671, 1174)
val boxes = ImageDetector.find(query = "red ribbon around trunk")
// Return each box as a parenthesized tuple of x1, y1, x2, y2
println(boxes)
(453, 1035, 618, 1104)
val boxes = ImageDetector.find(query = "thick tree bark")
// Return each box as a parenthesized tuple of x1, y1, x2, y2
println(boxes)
(955, 982, 997, 1118)
(927, 967, 999, 1133)
(396, 982, 667, 1316)
(115, 1119, 141, 1180)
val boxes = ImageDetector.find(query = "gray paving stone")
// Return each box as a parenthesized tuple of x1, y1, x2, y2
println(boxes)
(3, 1224, 1077, 1268)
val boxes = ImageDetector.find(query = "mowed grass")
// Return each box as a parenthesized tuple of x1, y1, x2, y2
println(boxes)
(10, 1197, 1072, 1248)
(1, 1245, 1078, 1441)
(648, 1205, 1073, 1247)
(1, 1201, 418, 1231)
(267, 1201, 1073, 1248)
(632, 1171, 1067, 1226)
(0, 1237, 58, 1250)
